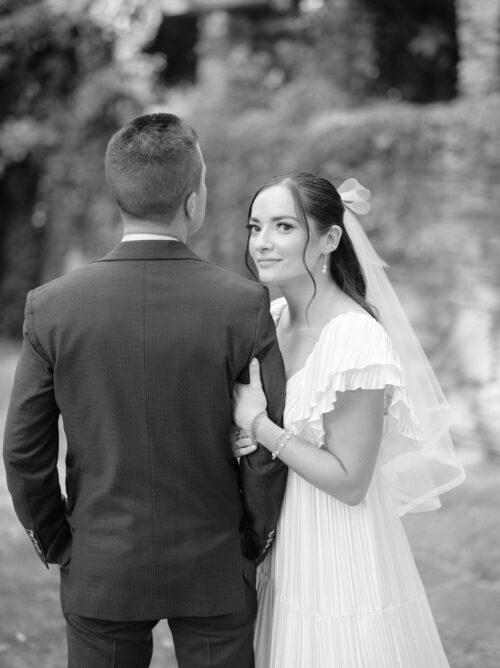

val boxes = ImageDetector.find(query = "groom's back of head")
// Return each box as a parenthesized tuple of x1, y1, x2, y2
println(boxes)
(105, 113, 202, 223)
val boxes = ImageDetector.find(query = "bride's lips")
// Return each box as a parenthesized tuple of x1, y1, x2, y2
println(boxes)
(256, 258, 282, 266)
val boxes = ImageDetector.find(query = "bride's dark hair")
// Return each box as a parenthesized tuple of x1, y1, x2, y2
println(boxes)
(245, 172, 377, 319)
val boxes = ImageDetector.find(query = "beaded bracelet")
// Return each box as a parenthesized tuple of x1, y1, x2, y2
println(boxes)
(272, 430, 292, 460)
(250, 410, 267, 445)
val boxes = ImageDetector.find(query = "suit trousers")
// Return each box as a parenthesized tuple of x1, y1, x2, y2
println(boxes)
(64, 578, 257, 668)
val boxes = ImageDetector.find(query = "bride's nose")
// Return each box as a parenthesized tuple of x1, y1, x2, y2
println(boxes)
(254, 229, 274, 251)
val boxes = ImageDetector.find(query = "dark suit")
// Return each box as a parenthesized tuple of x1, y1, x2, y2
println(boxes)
(3, 241, 287, 666)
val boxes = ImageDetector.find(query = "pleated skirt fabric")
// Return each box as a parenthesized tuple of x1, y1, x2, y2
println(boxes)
(255, 468, 450, 667)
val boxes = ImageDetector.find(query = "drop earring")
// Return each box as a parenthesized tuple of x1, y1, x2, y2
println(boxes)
(321, 252, 328, 274)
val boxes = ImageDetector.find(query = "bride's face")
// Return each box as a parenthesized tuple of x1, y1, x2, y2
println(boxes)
(248, 184, 325, 286)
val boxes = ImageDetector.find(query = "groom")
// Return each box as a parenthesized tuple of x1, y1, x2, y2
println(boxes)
(3, 113, 287, 667)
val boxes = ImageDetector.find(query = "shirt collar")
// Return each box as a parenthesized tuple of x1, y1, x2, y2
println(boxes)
(122, 233, 180, 242)
(94, 240, 205, 263)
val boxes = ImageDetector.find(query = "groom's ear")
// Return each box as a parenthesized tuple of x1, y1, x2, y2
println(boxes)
(185, 191, 197, 219)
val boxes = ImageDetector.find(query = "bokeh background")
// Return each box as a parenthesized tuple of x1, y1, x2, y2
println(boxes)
(1, 1, 499, 666)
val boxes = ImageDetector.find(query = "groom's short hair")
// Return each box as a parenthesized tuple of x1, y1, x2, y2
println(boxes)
(105, 113, 202, 222)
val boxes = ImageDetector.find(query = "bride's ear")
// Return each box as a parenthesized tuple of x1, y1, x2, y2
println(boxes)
(324, 225, 342, 252)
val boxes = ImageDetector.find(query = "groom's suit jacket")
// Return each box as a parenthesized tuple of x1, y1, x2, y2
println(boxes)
(3, 240, 287, 620)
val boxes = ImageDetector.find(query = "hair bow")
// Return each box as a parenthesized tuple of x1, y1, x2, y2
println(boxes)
(338, 178, 371, 215)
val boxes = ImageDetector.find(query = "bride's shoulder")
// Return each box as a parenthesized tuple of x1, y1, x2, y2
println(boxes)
(323, 310, 400, 368)
(331, 309, 390, 343)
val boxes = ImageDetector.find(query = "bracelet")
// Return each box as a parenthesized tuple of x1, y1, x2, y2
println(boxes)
(272, 430, 292, 460)
(250, 410, 267, 445)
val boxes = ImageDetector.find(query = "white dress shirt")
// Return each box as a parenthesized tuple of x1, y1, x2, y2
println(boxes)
(122, 234, 179, 242)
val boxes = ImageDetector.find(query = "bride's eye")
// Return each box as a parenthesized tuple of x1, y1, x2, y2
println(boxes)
(277, 223, 293, 232)
(246, 223, 260, 234)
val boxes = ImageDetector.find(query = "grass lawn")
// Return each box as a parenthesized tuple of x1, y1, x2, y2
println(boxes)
(1, 343, 499, 667)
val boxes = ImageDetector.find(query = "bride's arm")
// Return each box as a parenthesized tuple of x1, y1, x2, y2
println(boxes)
(233, 360, 385, 506)
(257, 390, 384, 505)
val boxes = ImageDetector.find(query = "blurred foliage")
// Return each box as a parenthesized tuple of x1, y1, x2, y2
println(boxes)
(0, 0, 156, 337)
(220, 0, 376, 108)
(196, 0, 458, 111)
(365, 0, 458, 102)
(0, 0, 499, 387)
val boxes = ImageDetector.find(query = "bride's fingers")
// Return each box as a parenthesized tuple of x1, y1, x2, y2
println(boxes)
(234, 446, 257, 457)
(232, 438, 257, 458)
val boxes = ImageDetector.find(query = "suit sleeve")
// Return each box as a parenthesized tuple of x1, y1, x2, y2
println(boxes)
(3, 291, 71, 568)
(239, 288, 288, 564)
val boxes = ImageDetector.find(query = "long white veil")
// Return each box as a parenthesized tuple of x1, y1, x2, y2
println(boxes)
(338, 178, 465, 514)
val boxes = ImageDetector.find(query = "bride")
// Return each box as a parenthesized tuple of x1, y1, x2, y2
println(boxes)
(232, 173, 465, 667)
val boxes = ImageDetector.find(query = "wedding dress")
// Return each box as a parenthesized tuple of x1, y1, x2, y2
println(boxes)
(255, 298, 450, 668)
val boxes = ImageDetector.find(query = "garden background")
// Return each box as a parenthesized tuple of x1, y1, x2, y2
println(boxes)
(1, 1, 499, 666)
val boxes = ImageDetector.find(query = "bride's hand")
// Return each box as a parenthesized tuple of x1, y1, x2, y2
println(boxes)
(229, 425, 256, 458)
(232, 358, 267, 433)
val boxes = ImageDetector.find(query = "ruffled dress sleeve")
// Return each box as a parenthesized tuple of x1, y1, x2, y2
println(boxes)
(284, 312, 447, 514)
(286, 312, 422, 447)
(280, 309, 464, 515)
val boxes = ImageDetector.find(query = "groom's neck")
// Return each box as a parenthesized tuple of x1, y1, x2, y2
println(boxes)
(122, 216, 187, 243)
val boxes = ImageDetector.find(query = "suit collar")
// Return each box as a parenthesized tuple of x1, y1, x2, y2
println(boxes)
(94, 240, 206, 263)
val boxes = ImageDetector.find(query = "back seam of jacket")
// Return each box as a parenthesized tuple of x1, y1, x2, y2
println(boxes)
(142, 261, 157, 590)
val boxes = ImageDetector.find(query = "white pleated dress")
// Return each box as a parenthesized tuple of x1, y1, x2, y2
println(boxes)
(255, 299, 449, 668)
